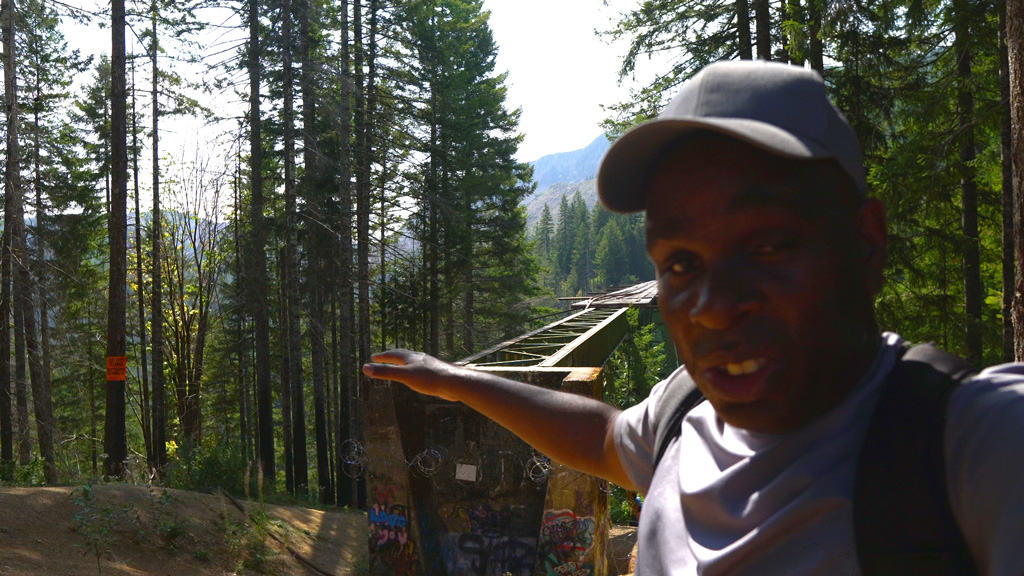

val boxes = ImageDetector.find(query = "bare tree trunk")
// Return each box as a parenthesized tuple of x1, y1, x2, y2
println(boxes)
(333, 0, 356, 509)
(130, 59, 153, 465)
(427, 105, 440, 354)
(89, 338, 98, 474)
(104, 0, 130, 480)
(150, 0, 167, 475)
(30, 50, 55, 476)
(754, 0, 771, 60)
(0, 223, 10, 478)
(311, 279, 331, 503)
(14, 294, 29, 465)
(233, 153, 253, 463)
(808, 0, 823, 74)
(293, 0, 315, 498)
(737, 0, 752, 60)
(1001, 0, 1017, 363)
(280, 0, 297, 495)
(955, 0, 983, 366)
(1008, 0, 1024, 360)
(248, 0, 275, 486)
(355, 0, 372, 375)
(778, 0, 790, 63)
(278, 253, 294, 494)
(5, 0, 56, 483)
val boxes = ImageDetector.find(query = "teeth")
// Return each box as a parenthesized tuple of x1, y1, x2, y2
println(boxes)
(723, 359, 764, 376)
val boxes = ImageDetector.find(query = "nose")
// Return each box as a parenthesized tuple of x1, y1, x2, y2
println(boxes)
(686, 262, 760, 330)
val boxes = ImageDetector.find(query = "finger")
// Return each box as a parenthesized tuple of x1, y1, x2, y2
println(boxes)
(369, 349, 412, 365)
(362, 361, 404, 381)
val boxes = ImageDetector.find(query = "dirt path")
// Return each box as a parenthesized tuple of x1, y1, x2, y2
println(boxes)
(0, 485, 367, 576)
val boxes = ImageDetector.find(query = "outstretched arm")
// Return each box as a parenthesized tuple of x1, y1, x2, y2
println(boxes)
(362, 349, 636, 491)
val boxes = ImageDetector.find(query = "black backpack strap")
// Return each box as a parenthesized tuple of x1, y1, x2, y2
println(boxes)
(854, 343, 979, 576)
(652, 368, 705, 469)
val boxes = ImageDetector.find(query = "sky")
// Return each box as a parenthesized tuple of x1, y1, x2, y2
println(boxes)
(483, 0, 646, 161)
(61, 0, 660, 165)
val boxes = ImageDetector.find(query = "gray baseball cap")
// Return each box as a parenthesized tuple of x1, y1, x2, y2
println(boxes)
(597, 60, 866, 213)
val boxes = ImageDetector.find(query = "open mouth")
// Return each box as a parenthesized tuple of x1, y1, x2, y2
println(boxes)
(720, 358, 766, 376)
(701, 356, 776, 402)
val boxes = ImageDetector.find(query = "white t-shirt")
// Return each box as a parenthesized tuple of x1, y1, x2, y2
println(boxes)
(613, 333, 1024, 575)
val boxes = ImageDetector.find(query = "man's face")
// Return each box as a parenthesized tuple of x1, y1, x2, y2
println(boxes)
(645, 139, 885, 433)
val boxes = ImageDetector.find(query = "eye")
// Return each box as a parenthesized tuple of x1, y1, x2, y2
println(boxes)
(660, 251, 699, 277)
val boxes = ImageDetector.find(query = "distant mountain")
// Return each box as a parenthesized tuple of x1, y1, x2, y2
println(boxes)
(524, 134, 609, 228)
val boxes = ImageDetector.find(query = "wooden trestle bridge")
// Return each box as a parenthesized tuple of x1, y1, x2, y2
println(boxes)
(365, 281, 673, 576)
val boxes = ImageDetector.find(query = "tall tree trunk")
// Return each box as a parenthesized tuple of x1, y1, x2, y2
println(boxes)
(30, 54, 55, 478)
(778, 0, 790, 63)
(352, 0, 378, 502)
(737, 0, 752, 59)
(427, 78, 440, 357)
(0, 28, 13, 477)
(311, 279, 331, 503)
(954, 0, 983, 366)
(807, 0, 823, 74)
(333, 0, 356, 509)
(754, 0, 771, 60)
(104, 0, 129, 479)
(248, 0, 275, 485)
(355, 0, 373, 375)
(130, 60, 152, 465)
(6, 0, 56, 483)
(462, 271, 474, 354)
(4, 0, 27, 471)
(378, 162, 387, 351)
(233, 155, 253, 462)
(1001, 0, 1017, 363)
(278, 256, 294, 494)
(0, 222, 10, 479)
(280, 0, 297, 496)
(89, 338, 98, 474)
(1008, 0, 1024, 360)
(13, 295, 28, 465)
(150, 0, 167, 475)
(293, 0, 314, 499)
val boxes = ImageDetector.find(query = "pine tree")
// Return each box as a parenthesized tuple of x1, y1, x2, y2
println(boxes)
(403, 0, 538, 353)
(246, 0, 275, 486)
(1008, 0, 1024, 359)
(104, 0, 129, 479)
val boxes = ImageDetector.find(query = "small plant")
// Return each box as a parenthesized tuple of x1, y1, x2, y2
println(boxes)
(148, 487, 187, 549)
(70, 485, 125, 575)
(224, 507, 276, 573)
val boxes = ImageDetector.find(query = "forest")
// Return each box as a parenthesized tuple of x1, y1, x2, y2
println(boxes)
(0, 0, 1023, 516)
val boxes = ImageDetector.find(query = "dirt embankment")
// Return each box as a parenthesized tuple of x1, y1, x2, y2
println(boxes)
(0, 484, 639, 575)
(0, 485, 367, 576)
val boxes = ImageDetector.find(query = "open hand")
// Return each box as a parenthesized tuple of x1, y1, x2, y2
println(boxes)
(362, 349, 463, 401)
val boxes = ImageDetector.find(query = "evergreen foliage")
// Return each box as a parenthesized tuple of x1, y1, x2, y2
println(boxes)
(605, 0, 1018, 367)
(0, 0, 1018, 513)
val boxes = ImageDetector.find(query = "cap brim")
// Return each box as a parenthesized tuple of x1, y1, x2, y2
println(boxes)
(597, 117, 833, 213)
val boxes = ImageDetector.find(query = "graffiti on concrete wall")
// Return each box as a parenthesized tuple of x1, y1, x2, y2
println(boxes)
(438, 502, 538, 576)
(368, 478, 417, 575)
(537, 509, 596, 576)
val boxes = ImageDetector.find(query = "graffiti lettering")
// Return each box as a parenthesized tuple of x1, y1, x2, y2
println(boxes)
(368, 478, 416, 576)
(538, 509, 596, 574)
(442, 533, 536, 576)
(438, 503, 538, 576)
(370, 505, 409, 530)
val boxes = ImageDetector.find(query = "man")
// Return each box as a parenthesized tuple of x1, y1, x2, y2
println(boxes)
(363, 60, 1024, 575)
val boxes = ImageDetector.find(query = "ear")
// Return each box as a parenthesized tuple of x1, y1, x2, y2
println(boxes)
(854, 198, 887, 296)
